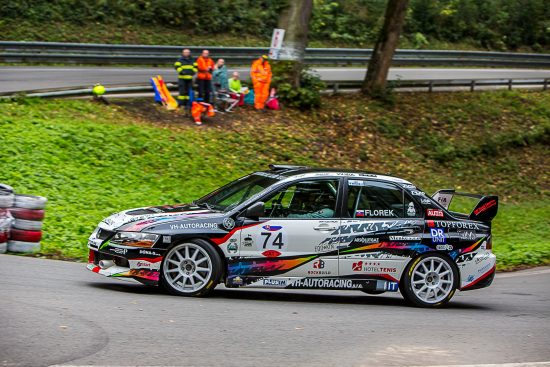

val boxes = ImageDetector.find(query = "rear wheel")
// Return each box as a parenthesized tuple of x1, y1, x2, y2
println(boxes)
(160, 239, 222, 297)
(400, 253, 458, 308)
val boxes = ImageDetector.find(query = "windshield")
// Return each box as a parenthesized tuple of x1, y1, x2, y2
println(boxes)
(195, 173, 279, 212)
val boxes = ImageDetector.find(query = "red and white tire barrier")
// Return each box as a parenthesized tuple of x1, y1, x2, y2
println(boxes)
(0, 185, 47, 254)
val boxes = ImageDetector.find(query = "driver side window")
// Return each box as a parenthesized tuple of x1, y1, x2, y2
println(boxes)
(263, 179, 339, 219)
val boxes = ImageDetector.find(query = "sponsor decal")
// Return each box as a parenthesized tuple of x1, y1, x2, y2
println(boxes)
(354, 237, 379, 244)
(457, 252, 477, 263)
(411, 190, 425, 196)
(314, 242, 336, 253)
(355, 210, 365, 217)
(243, 235, 254, 247)
(475, 252, 490, 264)
(427, 221, 479, 230)
(364, 209, 394, 217)
(233, 276, 243, 285)
(222, 217, 235, 230)
(421, 198, 432, 205)
(402, 184, 416, 189)
(478, 263, 492, 273)
(263, 278, 287, 287)
(467, 274, 475, 282)
(352, 260, 397, 273)
(262, 225, 282, 232)
(430, 228, 446, 244)
(227, 242, 238, 254)
(474, 200, 497, 216)
(389, 236, 422, 241)
(312, 259, 325, 269)
(407, 202, 416, 217)
(162, 235, 171, 243)
(458, 230, 476, 240)
(169, 222, 218, 230)
(427, 209, 444, 218)
(436, 244, 453, 250)
(139, 249, 161, 256)
(343, 251, 394, 259)
(290, 278, 362, 289)
(111, 247, 127, 255)
(262, 250, 281, 257)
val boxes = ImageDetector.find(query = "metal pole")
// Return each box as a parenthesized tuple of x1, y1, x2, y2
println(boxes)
(428, 81, 433, 93)
(508, 79, 513, 90)
(470, 80, 475, 92)
(544, 79, 548, 91)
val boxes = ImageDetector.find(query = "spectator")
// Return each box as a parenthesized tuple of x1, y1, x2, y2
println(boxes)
(212, 59, 229, 92)
(196, 50, 215, 102)
(174, 49, 197, 109)
(250, 55, 272, 110)
(229, 71, 245, 107)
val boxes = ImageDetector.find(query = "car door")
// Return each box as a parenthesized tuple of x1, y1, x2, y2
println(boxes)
(238, 178, 342, 278)
(337, 179, 424, 283)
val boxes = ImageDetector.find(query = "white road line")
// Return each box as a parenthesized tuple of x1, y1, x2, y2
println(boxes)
(497, 267, 550, 278)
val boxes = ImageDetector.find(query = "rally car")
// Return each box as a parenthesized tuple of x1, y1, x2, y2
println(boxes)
(87, 165, 498, 307)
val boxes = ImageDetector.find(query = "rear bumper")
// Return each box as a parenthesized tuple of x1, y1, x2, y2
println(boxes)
(458, 250, 497, 291)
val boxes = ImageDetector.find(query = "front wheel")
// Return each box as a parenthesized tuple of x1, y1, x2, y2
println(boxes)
(400, 253, 458, 308)
(160, 239, 223, 297)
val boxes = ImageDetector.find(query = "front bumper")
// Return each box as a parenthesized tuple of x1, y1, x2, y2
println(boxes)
(87, 234, 164, 284)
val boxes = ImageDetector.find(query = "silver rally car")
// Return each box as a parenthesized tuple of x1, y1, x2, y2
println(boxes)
(87, 164, 498, 308)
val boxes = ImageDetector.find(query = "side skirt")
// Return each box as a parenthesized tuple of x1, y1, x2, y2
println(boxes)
(226, 276, 399, 292)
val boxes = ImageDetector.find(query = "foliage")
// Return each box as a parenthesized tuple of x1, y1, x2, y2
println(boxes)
(0, 91, 548, 268)
(271, 61, 325, 110)
(0, 0, 548, 51)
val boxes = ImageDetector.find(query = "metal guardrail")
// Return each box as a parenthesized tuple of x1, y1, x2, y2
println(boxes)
(1, 78, 547, 99)
(1, 41, 550, 67)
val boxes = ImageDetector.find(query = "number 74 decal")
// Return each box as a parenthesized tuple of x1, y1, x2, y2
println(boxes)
(260, 232, 285, 249)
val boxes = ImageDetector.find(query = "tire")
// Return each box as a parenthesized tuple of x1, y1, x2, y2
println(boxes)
(400, 253, 459, 308)
(160, 239, 223, 297)
(0, 231, 8, 243)
(10, 228, 42, 243)
(14, 194, 47, 210)
(0, 193, 14, 208)
(9, 208, 45, 221)
(0, 242, 6, 254)
(13, 219, 43, 231)
(8, 240, 40, 253)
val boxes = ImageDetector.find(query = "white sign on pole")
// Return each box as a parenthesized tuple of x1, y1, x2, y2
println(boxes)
(269, 28, 285, 60)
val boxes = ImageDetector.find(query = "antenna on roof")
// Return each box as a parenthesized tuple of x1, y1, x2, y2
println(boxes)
(269, 164, 309, 171)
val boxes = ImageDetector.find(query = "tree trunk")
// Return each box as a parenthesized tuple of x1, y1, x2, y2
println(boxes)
(362, 0, 409, 95)
(277, 0, 313, 87)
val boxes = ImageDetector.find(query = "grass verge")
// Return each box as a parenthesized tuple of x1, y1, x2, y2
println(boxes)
(0, 90, 548, 269)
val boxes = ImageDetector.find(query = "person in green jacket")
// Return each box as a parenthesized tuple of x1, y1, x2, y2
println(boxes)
(212, 59, 229, 92)
(228, 71, 245, 106)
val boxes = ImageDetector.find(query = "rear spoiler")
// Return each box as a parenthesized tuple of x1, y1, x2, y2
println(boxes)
(432, 189, 498, 222)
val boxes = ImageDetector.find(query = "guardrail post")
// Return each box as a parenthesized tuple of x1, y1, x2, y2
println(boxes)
(428, 81, 433, 93)
(544, 79, 548, 91)
(508, 79, 513, 90)
(470, 80, 476, 92)
(333, 83, 339, 94)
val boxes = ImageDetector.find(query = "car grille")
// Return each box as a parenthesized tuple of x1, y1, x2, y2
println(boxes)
(96, 228, 114, 240)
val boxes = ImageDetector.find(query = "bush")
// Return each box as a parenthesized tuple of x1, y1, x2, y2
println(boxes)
(271, 61, 325, 110)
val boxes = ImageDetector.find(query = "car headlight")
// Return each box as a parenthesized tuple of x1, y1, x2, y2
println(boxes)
(110, 232, 159, 248)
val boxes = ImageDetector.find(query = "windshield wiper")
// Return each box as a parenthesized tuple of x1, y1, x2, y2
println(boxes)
(193, 201, 215, 211)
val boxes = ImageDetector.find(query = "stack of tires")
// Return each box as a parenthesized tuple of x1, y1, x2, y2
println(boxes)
(8, 195, 47, 253)
(0, 184, 15, 254)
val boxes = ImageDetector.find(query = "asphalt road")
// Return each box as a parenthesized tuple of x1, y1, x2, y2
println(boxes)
(1, 255, 549, 367)
(1, 66, 550, 93)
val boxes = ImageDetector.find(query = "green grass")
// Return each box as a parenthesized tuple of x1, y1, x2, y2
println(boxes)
(0, 91, 548, 269)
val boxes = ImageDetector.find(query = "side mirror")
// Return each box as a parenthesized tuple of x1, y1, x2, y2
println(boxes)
(245, 201, 265, 219)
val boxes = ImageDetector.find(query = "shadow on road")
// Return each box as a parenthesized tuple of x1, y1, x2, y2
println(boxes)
(85, 281, 490, 310)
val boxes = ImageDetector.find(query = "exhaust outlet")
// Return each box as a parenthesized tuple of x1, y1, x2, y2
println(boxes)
(99, 260, 115, 269)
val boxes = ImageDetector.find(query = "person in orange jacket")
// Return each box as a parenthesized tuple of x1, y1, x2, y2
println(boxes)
(250, 55, 272, 110)
(191, 100, 215, 126)
(196, 50, 215, 103)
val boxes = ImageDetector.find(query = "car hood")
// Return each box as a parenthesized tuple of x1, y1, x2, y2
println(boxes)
(99, 204, 222, 232)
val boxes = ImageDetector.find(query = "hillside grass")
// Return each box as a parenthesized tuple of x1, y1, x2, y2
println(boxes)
(0, 20, 492, 51)
(0, 90, 548, 270)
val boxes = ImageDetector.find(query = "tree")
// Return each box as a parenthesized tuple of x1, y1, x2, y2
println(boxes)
(362, 0, 409, 96)
(276, 0, 314, 87)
